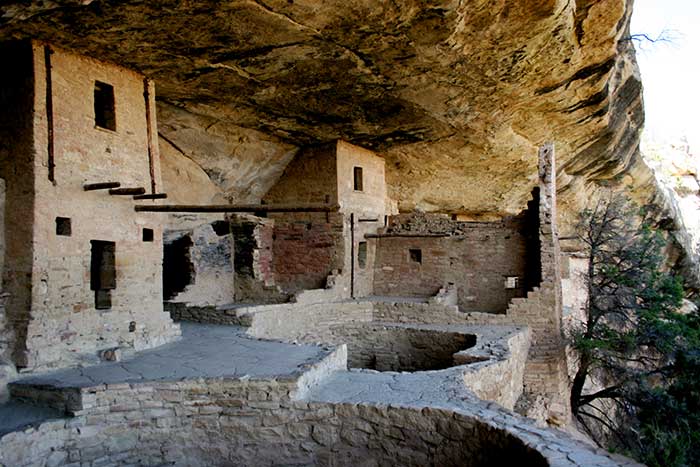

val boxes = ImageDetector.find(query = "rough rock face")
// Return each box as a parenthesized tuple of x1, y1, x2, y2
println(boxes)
(0, 0, 650, 229)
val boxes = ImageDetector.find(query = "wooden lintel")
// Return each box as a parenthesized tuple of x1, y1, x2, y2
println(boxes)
(364, 233, 452, 239)
(109, 187, 146, 196)
(133, 193, 168, 200)
(358, 218, 379, 223)
(83, 181, 121, 191)
(135, 203, 340, 213)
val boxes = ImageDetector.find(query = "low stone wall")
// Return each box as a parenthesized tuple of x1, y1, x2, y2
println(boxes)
(1, 375, 552, 467)
(165, 302, 249, 326)
(172, 296, 560, 421)
(372, 300, 511, 326)
(241, 301, 529, 410)
(244, 301, 374, 342)
(459, 326, 530, 409)
(244, 302, 479, 372)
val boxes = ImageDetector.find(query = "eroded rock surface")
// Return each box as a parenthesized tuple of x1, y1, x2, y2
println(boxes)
(0, 0, 650, 227)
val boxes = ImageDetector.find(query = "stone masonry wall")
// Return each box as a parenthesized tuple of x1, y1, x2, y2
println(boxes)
(335, 140, 387, 216)
(245, 301, 374, 342)
(335, 141, 387, 298)
(373, 215, 528, 312)
(505, 143, 570, 423)
(270, 212, 345, 294)
(336, 324, 475, 371)
(1, 376, 555, 467)
(231, 215, 284, 303)
(0, 42, 179, 370)
(242, 300, 529, 410)
(252, 310, 476, 372)
(263, 143, 338, 206)
(263, 141, 388, 300)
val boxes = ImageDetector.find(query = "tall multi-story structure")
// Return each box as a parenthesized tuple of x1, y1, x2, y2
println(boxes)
(0, 41, 179, 371)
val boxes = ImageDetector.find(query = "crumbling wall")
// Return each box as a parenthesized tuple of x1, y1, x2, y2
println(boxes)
(231, 214, 288, 303)
(165, 221, 234, 307)
(505, 143, 570, 423)
(372, 214, 529, 312)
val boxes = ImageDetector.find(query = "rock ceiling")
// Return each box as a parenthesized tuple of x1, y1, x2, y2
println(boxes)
(0, 0, 653, 229)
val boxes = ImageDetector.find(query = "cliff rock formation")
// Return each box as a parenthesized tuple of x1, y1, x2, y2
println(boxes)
(0, 0, 651, 232)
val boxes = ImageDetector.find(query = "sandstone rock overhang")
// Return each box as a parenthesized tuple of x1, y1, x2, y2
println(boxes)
(0, 0, 650, 223)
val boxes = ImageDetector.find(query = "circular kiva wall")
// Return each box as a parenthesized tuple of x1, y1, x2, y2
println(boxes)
(0, 380, 549, 467)
(339, 324, 476, 372)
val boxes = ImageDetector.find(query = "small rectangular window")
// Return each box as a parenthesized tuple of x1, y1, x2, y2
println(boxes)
(94, 81, 116, 131)
(353, 166, 363, 191)
(56, 217, 71, 236)
(358, 242, 367, 268)
(409, 248, 422, 264)
(142, 228, 154, 242)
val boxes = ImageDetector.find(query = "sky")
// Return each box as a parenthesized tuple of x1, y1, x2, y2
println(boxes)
(631, 0, 700, 150)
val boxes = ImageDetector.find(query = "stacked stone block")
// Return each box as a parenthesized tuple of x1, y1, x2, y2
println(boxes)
(505, 143, 570, 422)
(372, 217, 529, 312)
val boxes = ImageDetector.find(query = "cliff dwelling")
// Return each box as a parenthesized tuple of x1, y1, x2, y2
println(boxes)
(0, 1, 663, 465)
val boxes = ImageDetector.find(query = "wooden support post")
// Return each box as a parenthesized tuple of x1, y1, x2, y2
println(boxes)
(44, 45, 55, 183)
(109, 187, 146, 196)
(83, 182, 121, 191)
(134, 203, 339, 213)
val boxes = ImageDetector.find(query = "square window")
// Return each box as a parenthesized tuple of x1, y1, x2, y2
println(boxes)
(142, 228, 154, 242)
(56, 217, 71, 236)
(94, 81, 116, 131)
(409, 248, 422, 264)
(358, 242, 367, 268)
(353, 166, 363, 191)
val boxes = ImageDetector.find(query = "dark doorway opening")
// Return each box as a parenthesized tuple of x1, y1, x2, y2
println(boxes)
(90, 240, 116, 310)
(163, 235, 194, 300)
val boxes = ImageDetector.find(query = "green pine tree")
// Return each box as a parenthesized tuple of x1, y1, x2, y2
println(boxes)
(568, 195, 699, 465)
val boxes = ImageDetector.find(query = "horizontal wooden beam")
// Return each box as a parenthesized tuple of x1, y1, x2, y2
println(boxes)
(133, 193, 168, 200)
(83, 181, 120, 191)
(109, 187, 146, 196)
(135, 203, 339, 213)
(364, 233, 452, 238)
